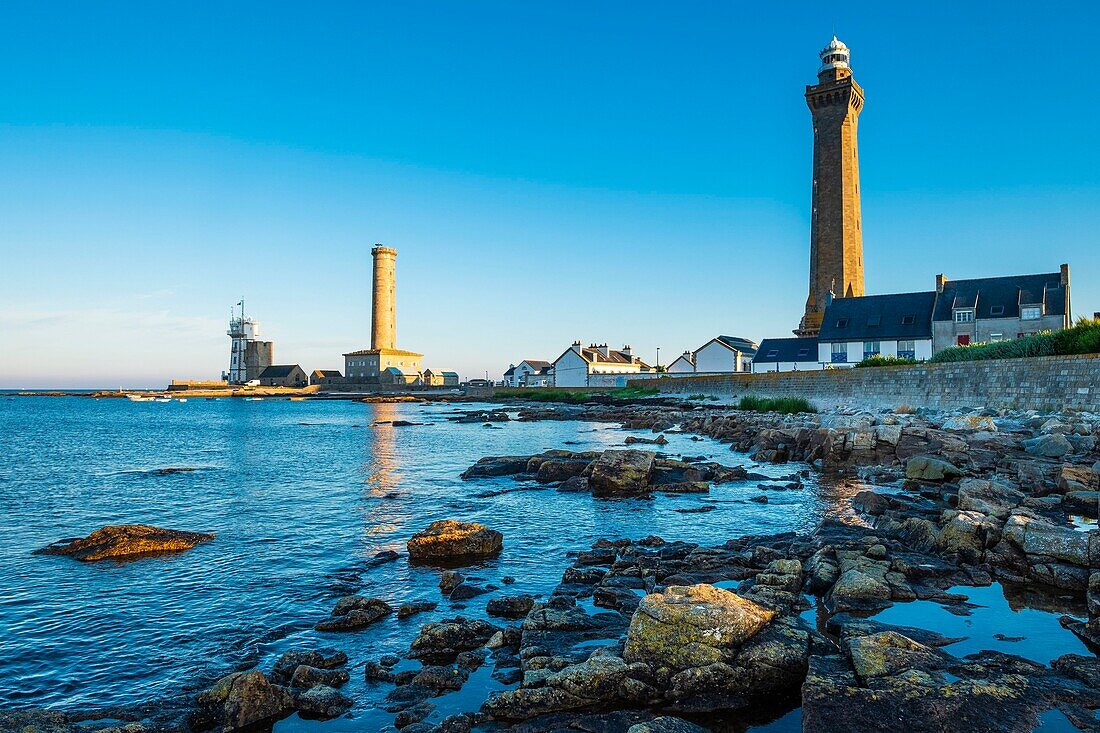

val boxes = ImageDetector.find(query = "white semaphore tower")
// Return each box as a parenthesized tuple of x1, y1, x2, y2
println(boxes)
(224, 300, 274, 384)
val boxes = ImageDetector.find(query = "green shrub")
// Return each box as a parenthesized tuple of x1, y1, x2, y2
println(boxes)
(737, 395, 817, 414)
(929, 318, 1100, 364)
(687, 393, 708, 400)
(853, 354, 917, 368)
(504, 387, 659, 404)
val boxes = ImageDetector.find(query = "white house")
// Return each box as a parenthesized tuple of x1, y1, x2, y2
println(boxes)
(816, 292, 936, 367)
(667, 351, 695, 374)
(751, 338, 820, 373)
(552, 342, 653, 388)
(503, 360, 553, 387)
(693, 335, 758, 373)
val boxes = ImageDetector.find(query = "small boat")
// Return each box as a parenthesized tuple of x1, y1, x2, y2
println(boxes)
(154, 397, 172, 403)
(176, 398, 188, 403)
(245, 397, 263, 402)
(128, 395, 153, 402)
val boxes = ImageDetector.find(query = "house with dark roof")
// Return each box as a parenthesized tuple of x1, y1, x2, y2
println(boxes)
(751, 338, 820, 373)
(931, 266, 1071, 352)
(310, 369, 343, 386)
(817, 291, 937, 365)
(257, 364, 308, 387)
(552, 342, 653, 387)
(694, 335, 759, 373)
(503, 360, 553, 387)
(423, 369, 460, 387)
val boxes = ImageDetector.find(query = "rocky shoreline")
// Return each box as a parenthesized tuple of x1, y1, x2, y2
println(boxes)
(14, 399, 1100, 732)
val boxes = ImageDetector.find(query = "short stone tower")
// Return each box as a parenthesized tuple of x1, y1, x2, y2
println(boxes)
(796, 36, 865, 337)
(371, 245, 398, 351)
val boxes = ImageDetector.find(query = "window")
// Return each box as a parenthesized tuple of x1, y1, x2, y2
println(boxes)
(897, 340, 916, 360)
(831, 343, 847, 363)
(867, 315, 881, 327)
(901, 315, 915, 325)
(797, 348, 809, 358)
(1021, 306, 1042, 320)
(766, 349, 779, 358)
(836, 318, 849, 328)
(990, 305, 1005, 316)
(954, 309, 974, 323)
(990, 333, 1005, 342)
(863, 341, 880, 360)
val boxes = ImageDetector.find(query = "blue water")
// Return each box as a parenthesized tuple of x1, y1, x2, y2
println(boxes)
(0, 396, 828, 726)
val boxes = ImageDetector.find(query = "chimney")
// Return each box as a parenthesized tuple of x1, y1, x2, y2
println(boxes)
(571, 341, 583, 355)
(935, 274, 947, 293)
(621, 344, 632, 358)
(1094, 312, 1100, 320)
(1061, 263, 1070, 286)
(598, 343, 611, 358)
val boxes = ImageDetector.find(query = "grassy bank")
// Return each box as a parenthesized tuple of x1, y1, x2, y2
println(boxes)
(930, 318, 1100, 364)
(737, 395, 817, 414)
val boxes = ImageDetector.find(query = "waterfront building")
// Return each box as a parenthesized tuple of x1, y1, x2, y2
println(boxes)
(423, 368, 460, 387)
(381, 366, 422, 386)
(797, 36, 865, 337)
(931, 267, 1071, 352)
(817, 292, 936, 366)
(552, 342, 653, 388)
(344, 245, 425, 384)
(223, 302, 274, 384)
(667, 351, 695, 374)
(310, 369, 343, 386)
(504, 360, 553, 388)
(257, 364, 308, 387)
(752, 338, 820, 373)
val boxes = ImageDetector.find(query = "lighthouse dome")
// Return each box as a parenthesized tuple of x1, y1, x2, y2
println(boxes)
(819, 36, 851, 74)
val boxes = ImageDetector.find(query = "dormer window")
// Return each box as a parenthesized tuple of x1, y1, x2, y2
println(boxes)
(836, 318, 849, 328)
(1021, 306, 1042, 320)
(901, 315, 915, 325)
(954, 309, 974, 323)
(990, 305, 1005, 316)
(766, 349, 779, 358)
(867, 315, 881, 326)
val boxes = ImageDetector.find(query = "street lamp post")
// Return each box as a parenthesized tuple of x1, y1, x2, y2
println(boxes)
(656, 347, 660, 370)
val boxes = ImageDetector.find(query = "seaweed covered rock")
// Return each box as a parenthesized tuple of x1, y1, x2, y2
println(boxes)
(189, 670, 292, 732)
(35, 524, 214, 562)
(589, 450, 656, 497)
(407, 520, 503, 562)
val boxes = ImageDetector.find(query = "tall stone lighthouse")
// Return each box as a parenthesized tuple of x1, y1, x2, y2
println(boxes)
(342, 244, 424, 384)
(796, 36, 865, 337)
(371, 245, 398, 350)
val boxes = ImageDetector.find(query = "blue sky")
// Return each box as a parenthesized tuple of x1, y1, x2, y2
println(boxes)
(1, 1, 1097, 388)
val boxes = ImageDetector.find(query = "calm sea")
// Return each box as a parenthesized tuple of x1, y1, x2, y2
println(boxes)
(0, 396, 1085, 731)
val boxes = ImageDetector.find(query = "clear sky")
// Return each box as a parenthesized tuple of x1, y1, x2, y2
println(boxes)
(1, 1, 1097, 388)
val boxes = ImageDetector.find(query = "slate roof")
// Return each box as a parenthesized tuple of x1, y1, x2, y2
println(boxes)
(552, 345, 652, 369)
(932, 272, 1066, 321)
(343, 348, 424, 357)
(715, 335, 760, 356)
(521, 360, 552, 370)
(311, 369, 342, 377)
(503, 365, 516, 377)
(751, 338, 819, 363)
(258, 365, 302, 378)
(818, 292, 937, 341)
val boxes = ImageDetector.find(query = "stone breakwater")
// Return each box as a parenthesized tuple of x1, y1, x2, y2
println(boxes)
(12, 401, 1100, 732)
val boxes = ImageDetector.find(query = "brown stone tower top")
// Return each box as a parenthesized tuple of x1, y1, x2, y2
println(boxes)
(796, 36, 865, 337)
(371, 245, 397, 351)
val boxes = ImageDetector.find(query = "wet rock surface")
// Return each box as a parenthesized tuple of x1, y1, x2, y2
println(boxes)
(407, 520, 504, 563)
(35, 524, 214, 561)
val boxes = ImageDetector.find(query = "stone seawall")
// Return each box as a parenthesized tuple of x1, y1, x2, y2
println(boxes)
(630, 353, 1100, 412)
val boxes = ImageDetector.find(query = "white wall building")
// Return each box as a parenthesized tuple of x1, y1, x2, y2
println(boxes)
(816, 291, 937, 367)
(751, 338, 820, 373)
(551, 342, 653, 388)
(667, 351, 695, 374)
(503, 360, 553, 388)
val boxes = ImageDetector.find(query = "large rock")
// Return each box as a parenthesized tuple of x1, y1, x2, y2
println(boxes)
(627, 718, 709, 733)
(942, 415, 998, 432)
(589, 450, 656, 497)
(315, 596, 393, 632)
(904, 457, 963, 482)
(294, 684, 353, 720)
(35, 524, 214, 561)
(956, 478, 1024, 520)
(407, 520, 503, 562)
(1023, 433, 1073, 458)
(189, 670, 292, 731)
(460, 456, 531, 479)
(482, 656, 654, 720)
(271, 649, 348, 685)
(623, 584, 774, 670)
(410, 617, 500, 663)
